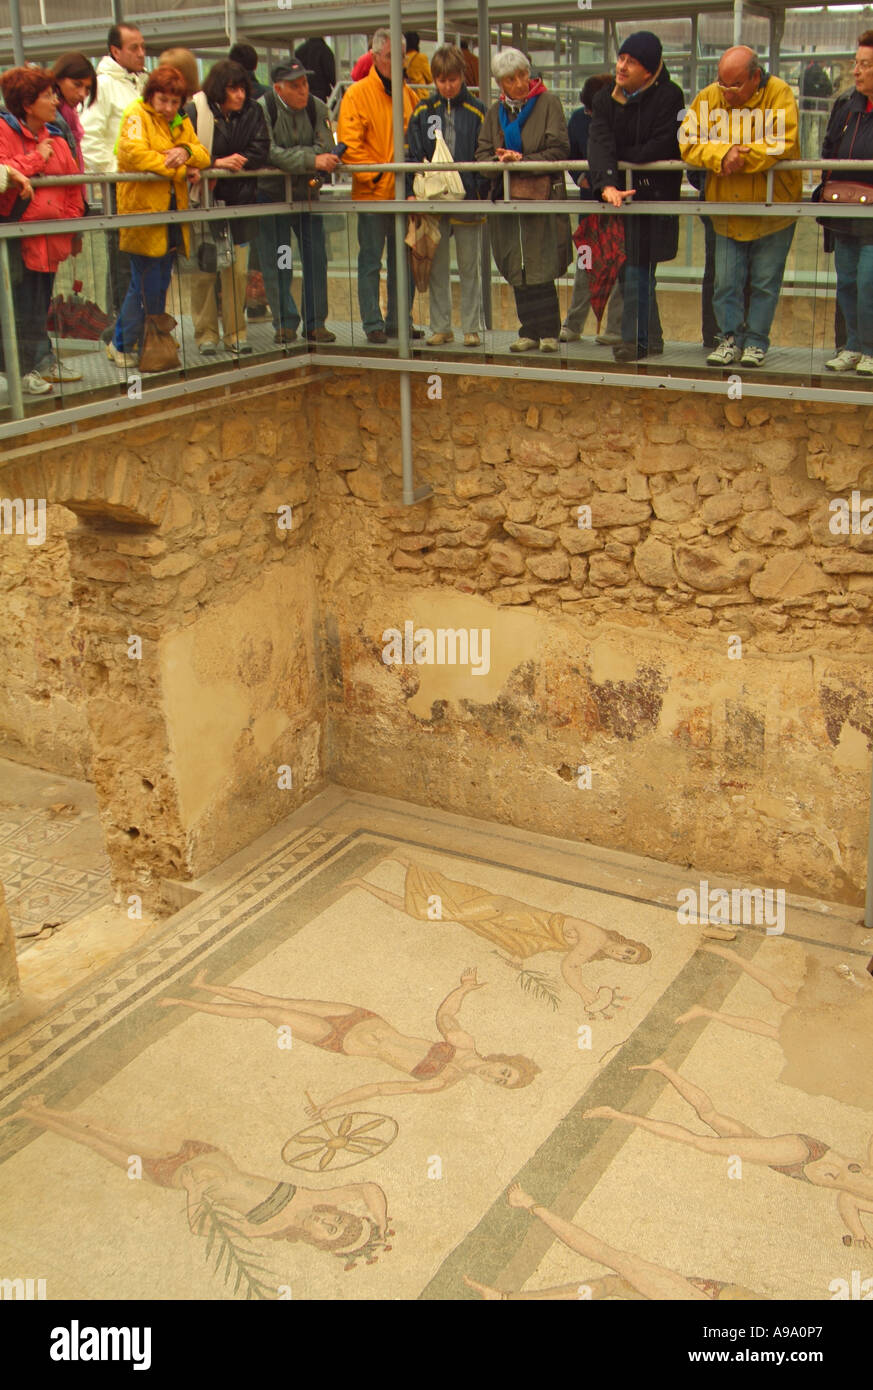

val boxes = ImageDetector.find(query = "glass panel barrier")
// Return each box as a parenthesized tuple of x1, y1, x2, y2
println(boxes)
(2, 157, 873, 436)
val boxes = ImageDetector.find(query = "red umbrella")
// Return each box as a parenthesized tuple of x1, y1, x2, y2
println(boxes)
(573, 213, 626, 325)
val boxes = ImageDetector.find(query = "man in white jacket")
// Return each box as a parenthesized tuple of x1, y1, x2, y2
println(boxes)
(80, 24, 147, 174)
(80, 24, 147, 341)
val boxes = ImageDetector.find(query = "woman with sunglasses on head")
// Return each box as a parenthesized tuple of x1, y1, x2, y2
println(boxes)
(184, 59, 269, 356)
(50, 53, 97, 171)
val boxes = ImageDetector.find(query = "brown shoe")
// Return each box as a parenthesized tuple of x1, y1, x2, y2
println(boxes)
(306, 326, 337, 343)
(366, 330, 388, 344)
(274, 328, 298, 344)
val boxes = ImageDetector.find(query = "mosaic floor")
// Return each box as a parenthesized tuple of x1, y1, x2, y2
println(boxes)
(0, 760, 112, 955)
(0, 789, 870, 1301)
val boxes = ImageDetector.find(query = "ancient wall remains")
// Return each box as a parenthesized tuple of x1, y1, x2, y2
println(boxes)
(1, 369, 870, 909)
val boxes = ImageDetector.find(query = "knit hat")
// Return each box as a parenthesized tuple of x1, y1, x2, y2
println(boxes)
(617, 32, 662, 75)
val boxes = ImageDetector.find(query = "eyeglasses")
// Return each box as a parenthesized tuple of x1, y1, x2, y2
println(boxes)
(717, 77, 752, 90)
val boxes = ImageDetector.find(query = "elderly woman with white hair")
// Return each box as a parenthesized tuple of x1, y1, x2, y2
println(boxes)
(475, 48, 573, 351)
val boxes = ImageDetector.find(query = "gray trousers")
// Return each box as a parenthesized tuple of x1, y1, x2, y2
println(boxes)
(562, 266, 624, 336)
(428, 218, 483, 335)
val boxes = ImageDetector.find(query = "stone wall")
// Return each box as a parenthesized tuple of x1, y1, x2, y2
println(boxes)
(312, 373, 873, 905)
(0, 503, 90, 777)
(1, 368, 871, 910)
(0, 377, 324, 908)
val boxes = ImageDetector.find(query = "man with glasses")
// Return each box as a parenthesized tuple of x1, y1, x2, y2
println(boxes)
(680, 45, 801, 368)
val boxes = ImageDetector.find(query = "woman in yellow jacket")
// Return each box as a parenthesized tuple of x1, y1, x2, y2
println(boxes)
(109, 64, 210, 367)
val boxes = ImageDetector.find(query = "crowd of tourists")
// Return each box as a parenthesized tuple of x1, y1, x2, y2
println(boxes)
(0, 20, 871, 396)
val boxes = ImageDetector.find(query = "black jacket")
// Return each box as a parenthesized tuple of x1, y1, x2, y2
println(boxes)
(184, 97, 270, 207)
(295, 39, 336, 103)
(406, 85, 487, 198)
(820, 89, 873, 242)
(587, 64, 684, 265)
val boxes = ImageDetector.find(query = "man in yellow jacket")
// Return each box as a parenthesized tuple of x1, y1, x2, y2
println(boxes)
(680, 46, 801, 368)
(337, 29, 420, 342)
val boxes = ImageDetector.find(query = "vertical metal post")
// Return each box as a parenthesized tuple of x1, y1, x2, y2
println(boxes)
(225, 0, 237, 47)
(389, 0, 414, 504)
(10, 0, 25, 65)
(112, 0, 123, 26)
(733, 0, 744, 47)
(690, 13, 699, 96)
(769, 11, 784, 78)
(478, 0, 492, 330)
(0, 241, 25, 421)
(603, 19, 610, 65)
(436, 0, 446, 46)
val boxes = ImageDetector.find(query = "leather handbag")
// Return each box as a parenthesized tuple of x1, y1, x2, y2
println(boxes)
(139, 313, 180, 373)
(508, 172, 552, 200)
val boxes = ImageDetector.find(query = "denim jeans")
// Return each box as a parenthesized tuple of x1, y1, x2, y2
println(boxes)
(713, 223, 795, 352)
(619, 262, 662, 353)
(114, 251, 175, 352)
(256, 201, 329, 335)
(833, 237, 873, 356)
(356, 209, 413, 334)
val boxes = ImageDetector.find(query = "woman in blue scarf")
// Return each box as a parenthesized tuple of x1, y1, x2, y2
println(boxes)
(476, 48, 573, 351)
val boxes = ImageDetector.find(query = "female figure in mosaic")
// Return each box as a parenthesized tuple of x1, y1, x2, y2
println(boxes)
(161, 966, 539, 1113)
(463, 1183, 762, 1300)
(345, 852, 652, 1016)
(676, 942, 873, 1110)
(4, 1096, 390, 1268)
(585, 1058, 873, 1247)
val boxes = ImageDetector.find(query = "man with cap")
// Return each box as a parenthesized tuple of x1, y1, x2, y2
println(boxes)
(680, 46, 800, 369)
(256, 59, 340, 344)
(336, 28, 420, 343)
(587, 31, 684, 362)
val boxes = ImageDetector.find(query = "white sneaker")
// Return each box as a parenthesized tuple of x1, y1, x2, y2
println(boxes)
(825, 349, 862, 372)
(37, 357, 83, 383)
(707, 337, 741, 366)
(595, 331, 622, 345)
(21, 371, 52, 396)
(559, 326, 580, 342)
(740, 345, 766, 368)
(106, 342, 137, 369)
(509, 337, 539, 353)
(857, 355, 873, 376)
(540, 338, 559, 353)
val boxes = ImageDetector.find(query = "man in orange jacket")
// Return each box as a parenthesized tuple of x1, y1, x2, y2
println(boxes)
(337, 29, 421, 342)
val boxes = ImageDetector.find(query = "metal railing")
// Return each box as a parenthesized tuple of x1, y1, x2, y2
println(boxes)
(1, 155, 872, 436)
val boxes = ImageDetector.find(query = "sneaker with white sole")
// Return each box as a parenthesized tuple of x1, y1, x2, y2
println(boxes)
(707, 337, 741, 366)
(427, 331, 454, 346)
(37, 357, 83, 383)
(825, 349, 862, 372)
(559, 326, 580, 342)
(106, 342, 137, 369)
(21, 371, 53, 396)
(509, 337, 539, 353)
(740, 345, 766, 368)
(595, 331, 622, 345)
(539, 338, 558, 353)
(857, 354, 873, 376)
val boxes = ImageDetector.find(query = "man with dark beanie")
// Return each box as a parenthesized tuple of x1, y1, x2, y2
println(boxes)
(587, 31, 684, 362)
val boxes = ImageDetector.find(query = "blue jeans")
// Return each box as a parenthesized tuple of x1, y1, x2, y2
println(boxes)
(356, 209, 414, 334)
(713, 223, 795, 352)
(619, 262, 662, 352)
(256, 201, 328, 334)
(114, 251, 175, 352)
(833, 237, 873, 356)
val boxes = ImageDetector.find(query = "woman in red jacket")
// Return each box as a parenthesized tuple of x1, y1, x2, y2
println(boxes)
(0, 66, 85, 396)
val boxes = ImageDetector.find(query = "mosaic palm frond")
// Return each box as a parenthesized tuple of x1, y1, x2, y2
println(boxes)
(192, 1198, 280, 1301)
(492, 952, 560, 1010)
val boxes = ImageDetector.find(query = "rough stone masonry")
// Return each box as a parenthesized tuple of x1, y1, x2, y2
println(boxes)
(0, 370, 870, 916)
